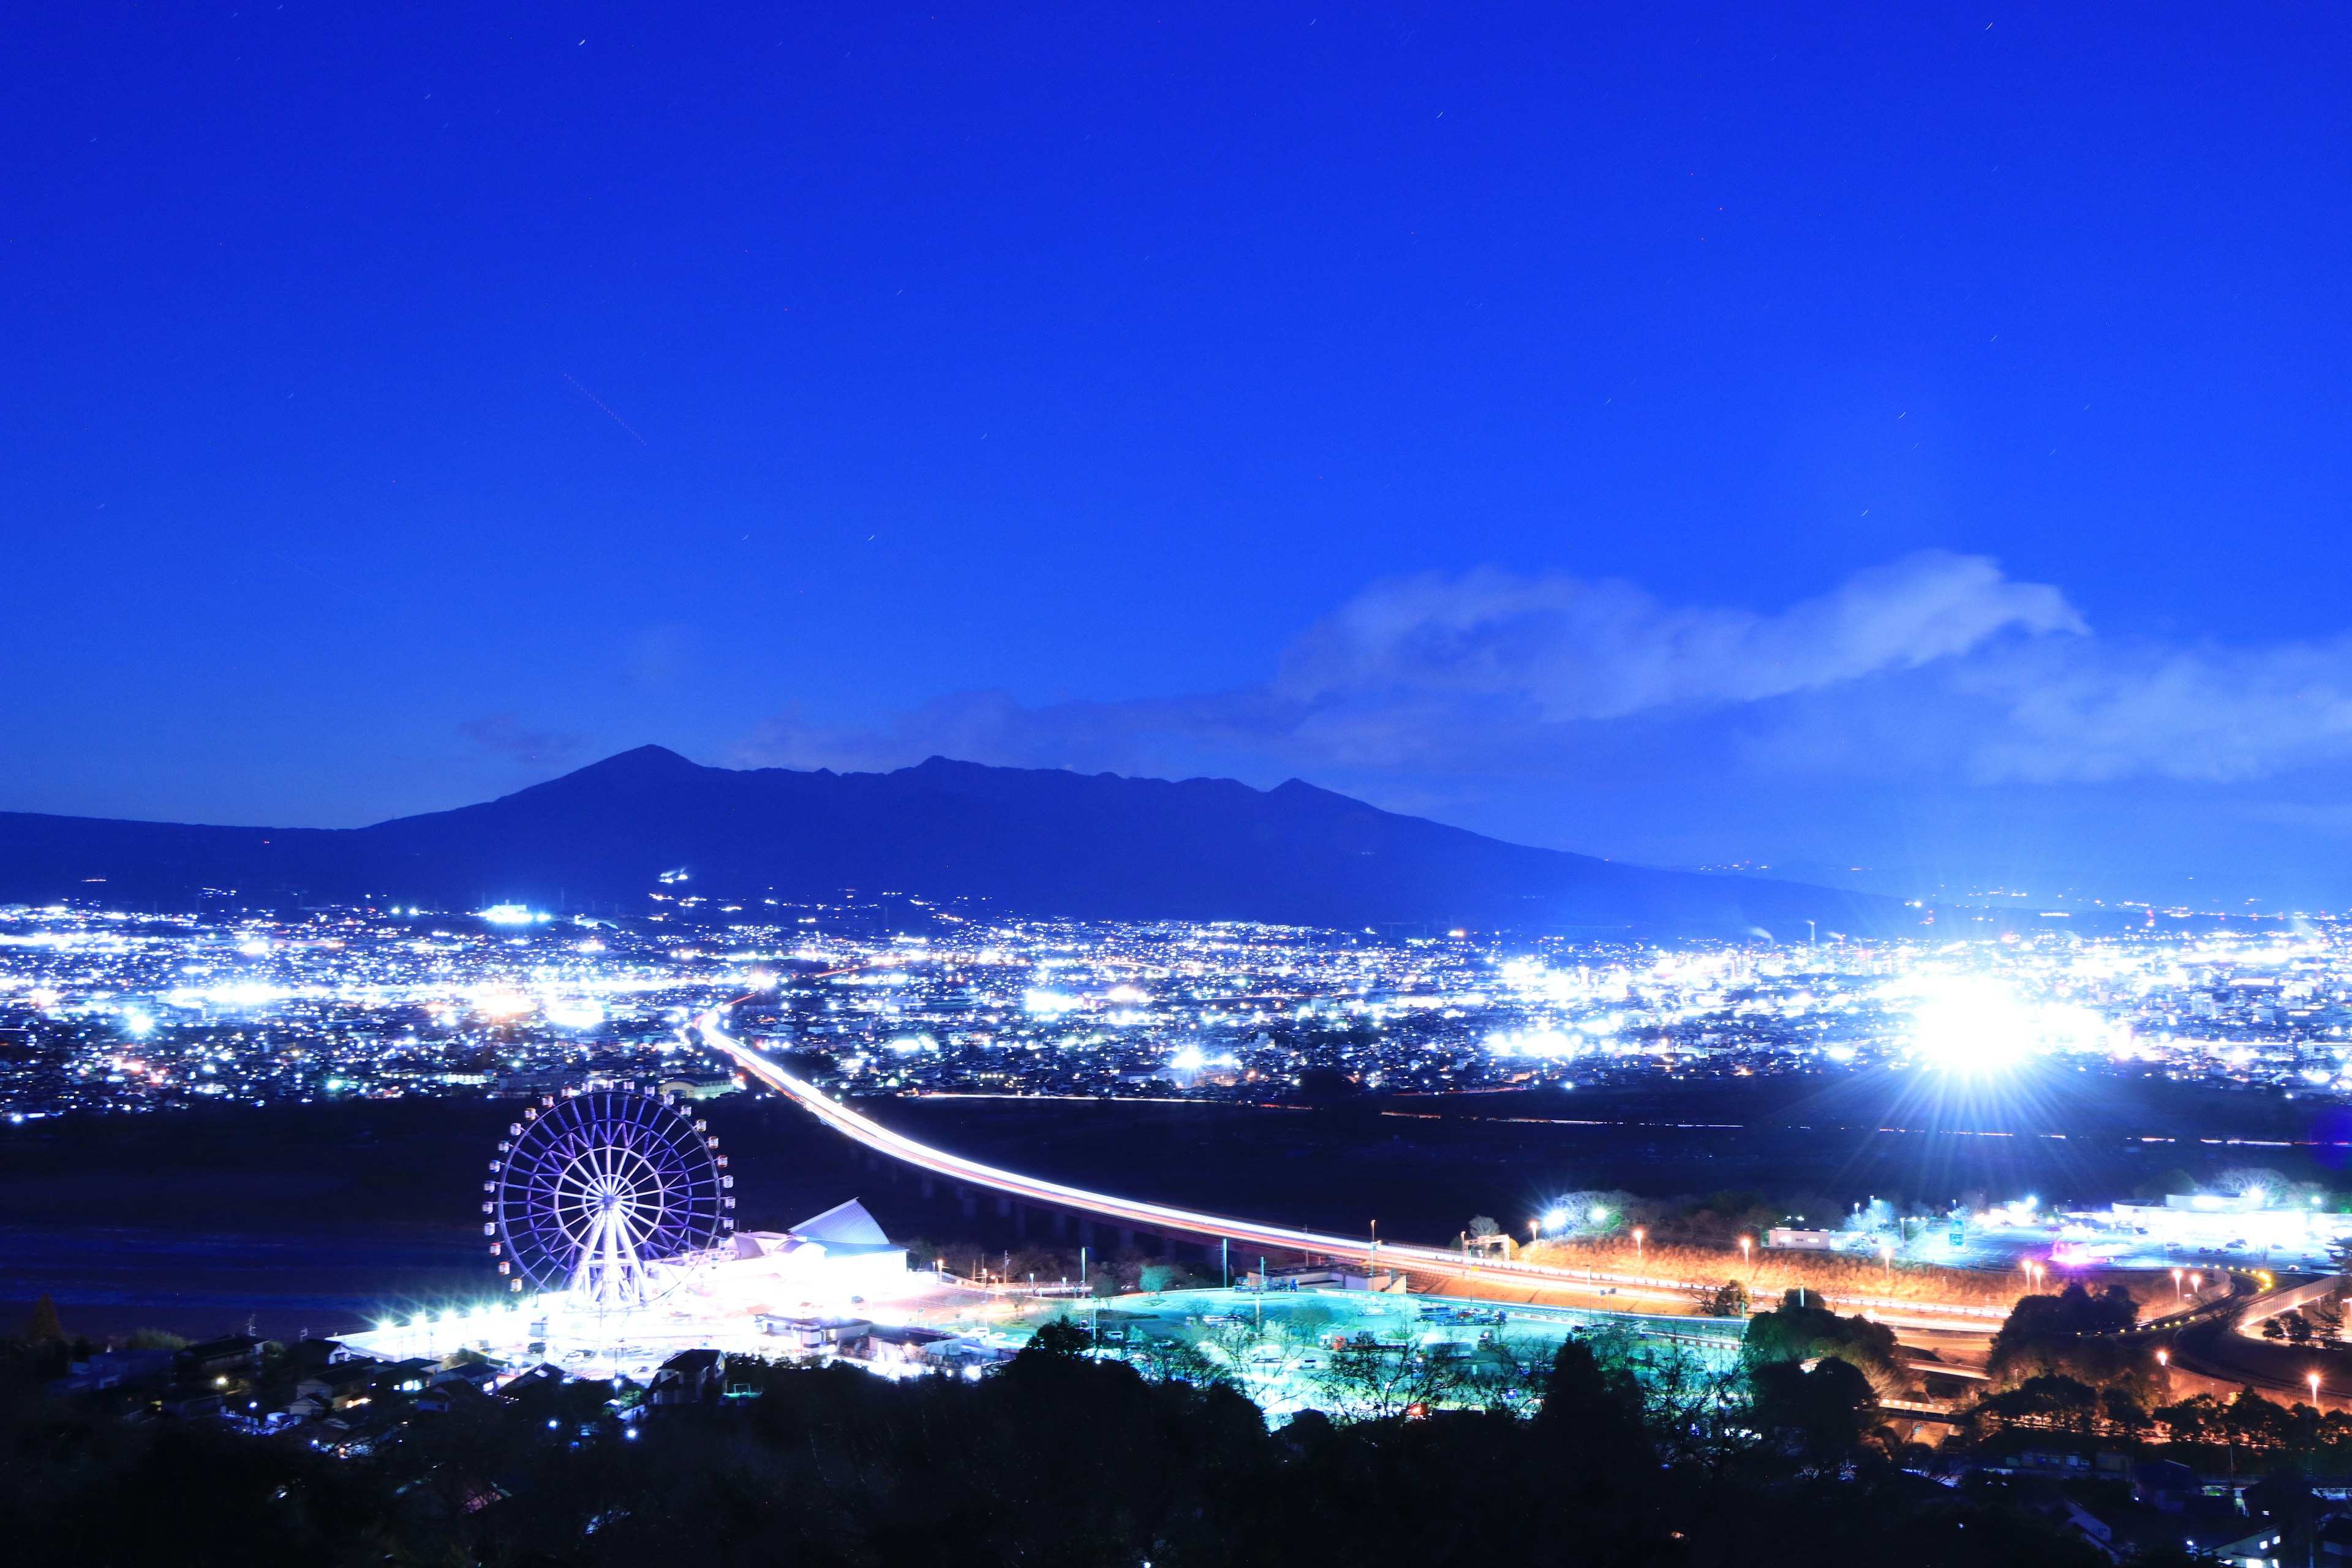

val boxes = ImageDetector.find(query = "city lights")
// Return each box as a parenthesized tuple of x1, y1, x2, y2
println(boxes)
(2, 896, 2351, 1140)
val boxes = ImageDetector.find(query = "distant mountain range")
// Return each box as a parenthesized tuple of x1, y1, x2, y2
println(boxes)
(0, 747, 1912, 938)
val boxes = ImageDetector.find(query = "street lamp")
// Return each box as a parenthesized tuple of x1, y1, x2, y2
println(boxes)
(1632, 1227, 1646, 1265)
(1739, 1235, 1753, 1276)
(2173, 1267, 2184, 1302)
(2190, 1272, 2203, 1295)
(2157, 1348, 2168, 1370)
(1880, 1244, 1893, 1283)
(2311, 1371, 2323, 1410)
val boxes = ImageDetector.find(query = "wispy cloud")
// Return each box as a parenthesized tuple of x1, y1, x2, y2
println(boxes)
(737, 551, 2352, 796)
(1956, 635, 2352, 783)
(1274, 550, 2082, 720)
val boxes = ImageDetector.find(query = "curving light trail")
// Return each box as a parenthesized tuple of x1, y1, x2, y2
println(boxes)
(699, 1011, 2004, 1325)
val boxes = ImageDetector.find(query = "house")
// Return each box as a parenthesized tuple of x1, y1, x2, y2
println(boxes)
(2008, 1479, 2119, 1561)
(1243, 1264, 1407, 1293)
(176, 1335, 264, 1379)
(494, 1363, 567, 1402)
(920, 1338, 1016, 1374)
(850, 1325, 957, 1367)
(2113, 1514, 2295, 1566)
(157, 1385, 225, 1419)
(430, 1359, 502, 1393)
(1767, 1228, 1839, 1250)
(649, 1349, 726, 1406)
(415, 1379, 492, 1415)
(293, 1359, 383, 1414)
(2133, 1458, 2203, 1513)
(48, 1347, 175, 1395)
(755, 1314, 872, 1352)
(2244, 1476, 2321, 1536)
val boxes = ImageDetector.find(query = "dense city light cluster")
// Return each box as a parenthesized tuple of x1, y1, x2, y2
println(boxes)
(0, 903, 732, 1117)
(6, 897, 2352, 1118)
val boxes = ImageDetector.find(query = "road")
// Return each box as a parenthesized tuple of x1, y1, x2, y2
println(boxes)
(703, 1014, 2008, 1330)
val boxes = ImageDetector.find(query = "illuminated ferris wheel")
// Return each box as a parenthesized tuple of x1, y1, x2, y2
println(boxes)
(486, 1087, 733, 1311)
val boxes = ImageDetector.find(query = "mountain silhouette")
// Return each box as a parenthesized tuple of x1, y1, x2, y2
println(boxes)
(0, 747, 1907, 938)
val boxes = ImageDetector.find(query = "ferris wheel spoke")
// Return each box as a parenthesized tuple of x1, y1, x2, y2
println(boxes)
(491, 1090, 720, 1305)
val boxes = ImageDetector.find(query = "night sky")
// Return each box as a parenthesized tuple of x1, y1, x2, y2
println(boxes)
(5, 5, 2350, 907)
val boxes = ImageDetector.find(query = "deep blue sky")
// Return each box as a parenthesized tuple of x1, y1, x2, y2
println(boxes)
(5, 4, 2350, 907)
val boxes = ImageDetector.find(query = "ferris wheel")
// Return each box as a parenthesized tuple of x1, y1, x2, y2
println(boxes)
(485, 1087, 733, 1311)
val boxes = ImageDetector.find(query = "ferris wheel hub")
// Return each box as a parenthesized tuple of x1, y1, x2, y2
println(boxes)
(487, 1087, 729, 1312)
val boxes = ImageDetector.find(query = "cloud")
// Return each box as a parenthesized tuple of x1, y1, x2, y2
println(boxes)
(1957, 635, 2352, 784)
(736, 550, 2352, 795)
(459, 713, 587, 766)
(1273, 550, 2083, 720)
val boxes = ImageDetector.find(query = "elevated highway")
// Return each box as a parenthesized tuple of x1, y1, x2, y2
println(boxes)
(701, 1014, 2007, 1330)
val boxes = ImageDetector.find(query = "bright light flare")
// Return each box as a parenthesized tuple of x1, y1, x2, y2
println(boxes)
(1908, 978, 2037, 1073)
(542, 997, 604, 1030)
(472, 989, 533, 1020)
(1898, 970, 2130, 1075)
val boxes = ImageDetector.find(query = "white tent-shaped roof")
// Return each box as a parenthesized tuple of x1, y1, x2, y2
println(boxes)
(790, 1197, 891, 1247)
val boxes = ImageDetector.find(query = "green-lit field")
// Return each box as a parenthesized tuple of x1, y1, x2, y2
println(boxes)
(982, 1287, 1747, 1419)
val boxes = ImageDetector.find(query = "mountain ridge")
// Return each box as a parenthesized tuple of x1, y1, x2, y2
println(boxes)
(0, 748, 1910, 938)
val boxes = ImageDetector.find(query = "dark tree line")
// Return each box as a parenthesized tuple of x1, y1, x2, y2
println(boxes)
(0, 1318, 2115, 1568)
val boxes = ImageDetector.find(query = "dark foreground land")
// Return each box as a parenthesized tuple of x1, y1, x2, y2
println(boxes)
(0, 1320, 2116, 1568)
(0, 1064, 2336, 1341)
